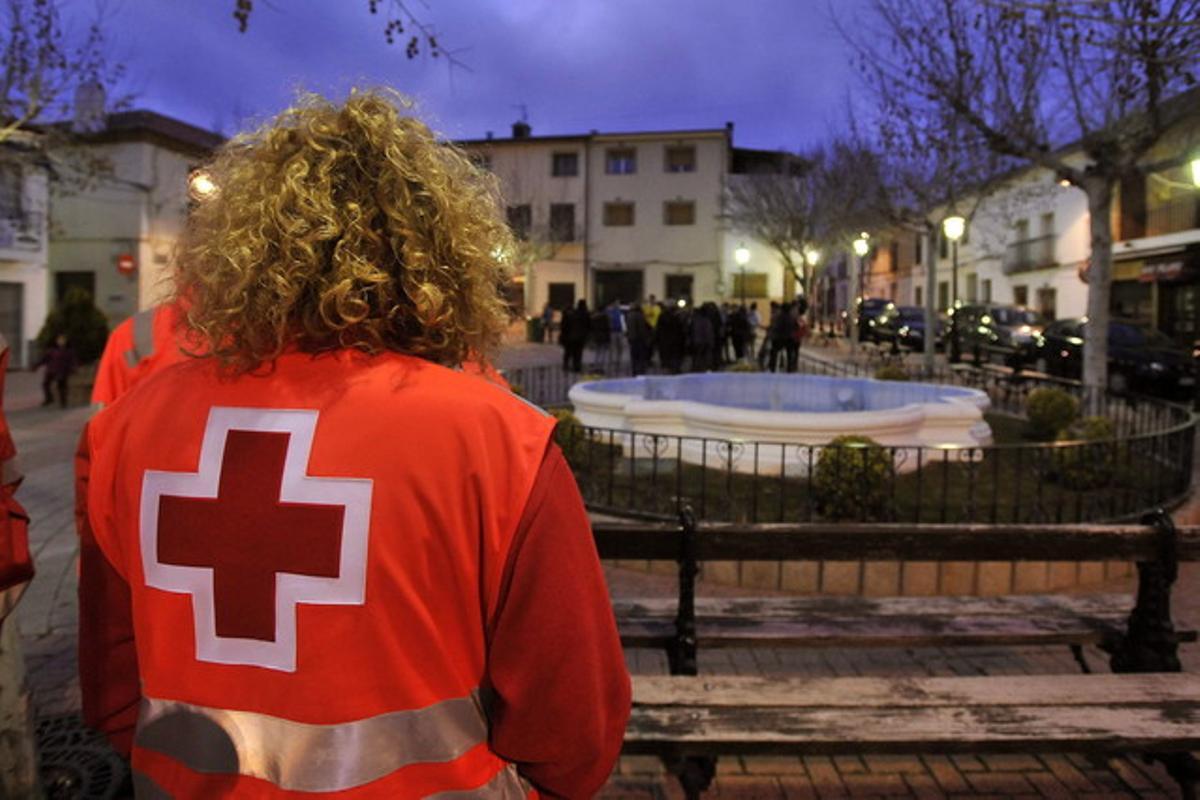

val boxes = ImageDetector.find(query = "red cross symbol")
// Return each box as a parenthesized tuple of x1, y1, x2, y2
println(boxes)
(141, 408, 373, 672)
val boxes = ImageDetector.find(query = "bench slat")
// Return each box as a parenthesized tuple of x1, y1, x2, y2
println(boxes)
(615, 594, 1197, 649)
(626, 674, 1200, 755)
(594, 523, 1200, 562)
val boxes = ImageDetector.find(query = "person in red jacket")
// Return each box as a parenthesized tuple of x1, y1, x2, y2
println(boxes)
(90, 301, 191, 411)
(80, 90, 630, 799)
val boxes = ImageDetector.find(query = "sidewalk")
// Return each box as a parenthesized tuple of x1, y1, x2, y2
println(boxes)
(4, 353, 1198, 798)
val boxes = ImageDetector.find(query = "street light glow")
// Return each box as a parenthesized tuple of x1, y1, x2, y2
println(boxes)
(1191, 157, 1200, 188)
(188, 170, 218, 201)
(852, 236, 869, 257)
(804, 247, 821, 267)
(942, 215, 966, 242)
(734, 244, 751, 266)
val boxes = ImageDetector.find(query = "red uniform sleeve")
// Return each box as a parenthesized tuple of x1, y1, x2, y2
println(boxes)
(486, 444, 631, 799)
(76, 422, 140, 756)
(91, 319, 134, 408)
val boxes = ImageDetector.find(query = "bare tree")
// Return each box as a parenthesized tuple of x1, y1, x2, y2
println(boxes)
(845, 0, 1200, 393)
(231, 0, 466, 67)
(722, 153, 820, 301)
(723, 144, 882, 304)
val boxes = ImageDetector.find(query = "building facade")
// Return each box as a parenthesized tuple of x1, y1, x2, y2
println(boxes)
(0, 134, 50, 367)
(461, 123, 801, 314)
(49, 111, 224, 328)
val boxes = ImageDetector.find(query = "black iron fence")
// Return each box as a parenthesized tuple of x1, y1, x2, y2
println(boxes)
(504, 351, 1196, 524)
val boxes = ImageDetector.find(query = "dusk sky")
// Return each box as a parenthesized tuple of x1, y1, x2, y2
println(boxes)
(91, 0, 867, 151)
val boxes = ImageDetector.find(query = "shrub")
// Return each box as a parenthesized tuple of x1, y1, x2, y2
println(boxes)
(726, 361, 762, 373)
(550, 408, 590, 467)
(874, 364, 910, 382)
(1025, 387, 1079, 441)
(1055, 415, 1118, 490)
(37, 286, 110, 364)
(813, 434, 893, 521)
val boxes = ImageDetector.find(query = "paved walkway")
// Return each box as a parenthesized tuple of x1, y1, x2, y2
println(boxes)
(5, 348, 1199, 798)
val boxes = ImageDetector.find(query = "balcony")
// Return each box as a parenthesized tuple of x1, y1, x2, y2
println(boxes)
(1003, 235, 1056, 275)
(1145, 196, 1200, 238)
(0, 210, 43, 253)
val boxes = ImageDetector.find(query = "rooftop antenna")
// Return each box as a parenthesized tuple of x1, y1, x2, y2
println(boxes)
(513, 103, 529, 123)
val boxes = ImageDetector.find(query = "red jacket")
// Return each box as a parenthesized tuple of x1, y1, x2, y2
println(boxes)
(81, 350, 629, 798)
(91, 303, 190, 409)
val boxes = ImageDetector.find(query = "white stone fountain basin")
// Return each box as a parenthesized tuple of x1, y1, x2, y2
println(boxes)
(568, 373, 992, 474)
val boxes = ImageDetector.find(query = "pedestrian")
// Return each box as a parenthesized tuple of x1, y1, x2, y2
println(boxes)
(626, 304, 653, 376)
(656, 302, 686, 374)
(589, 305, 611, 368)
(769, 302, 795, 373)
(539, 301, 554, 343)
(746, 302, 761, 362)
(78, 90, 630, 798)
(690, 303, 717, 371)
(730, 304, 750, 361)
(758, 302, 778, 369)
(560, 299, 590, 372)
(606, 300, 626, 368)
(36, 334, 76, 408)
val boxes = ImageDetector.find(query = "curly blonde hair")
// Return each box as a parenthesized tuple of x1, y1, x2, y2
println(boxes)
(173, 89, 515, 373)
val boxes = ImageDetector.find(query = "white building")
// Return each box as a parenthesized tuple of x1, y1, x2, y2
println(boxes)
(900, 134, 1200, 347)
(49, 111, 224, 327)
(0, 133, 50, 367)
(461, 123, 796, 314)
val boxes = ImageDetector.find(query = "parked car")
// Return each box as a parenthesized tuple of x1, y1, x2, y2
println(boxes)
(874, 305, 946, 351)
(846, 298, 895, 342)
(954, 304, 1044, 366)
(1032, 318, 1195, 397)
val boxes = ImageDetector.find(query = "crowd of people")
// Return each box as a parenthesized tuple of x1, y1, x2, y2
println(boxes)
(553, 295, 812, 375)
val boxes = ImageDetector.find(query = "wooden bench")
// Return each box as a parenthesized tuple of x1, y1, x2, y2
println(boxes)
(595, 511, 1200, 798)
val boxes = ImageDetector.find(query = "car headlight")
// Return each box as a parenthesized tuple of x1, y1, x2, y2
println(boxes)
(898, 326, 910, 335)
(1149, 361, 1166, 372)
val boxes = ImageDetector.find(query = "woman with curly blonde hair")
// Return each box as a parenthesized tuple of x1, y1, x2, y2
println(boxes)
(79, 90, 630, 799)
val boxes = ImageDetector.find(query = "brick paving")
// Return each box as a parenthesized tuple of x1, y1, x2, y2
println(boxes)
(5, 354, 1200, 797)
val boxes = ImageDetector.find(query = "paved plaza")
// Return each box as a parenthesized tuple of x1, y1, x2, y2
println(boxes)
(5, 346, 1200, 798)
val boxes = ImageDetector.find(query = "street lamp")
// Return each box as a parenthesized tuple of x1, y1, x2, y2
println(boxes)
(804, 247, 821, 323)
(1191, 157, 1200, 187)
(188, 169, 217, 202)
(943, 215, 966, 363)
(734, 244, 750, 304)
(850, 234, 870, 351)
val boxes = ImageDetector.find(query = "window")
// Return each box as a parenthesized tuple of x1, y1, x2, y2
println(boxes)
(470, 153, 492, 171)
(551, 152, 578, 177)
(982, 279, 992, 303)
(549, 203, 576, 242)
(665, 274, 694, 304)
(603, 202, 634, 226)
(915, 286, 923, 306)
(1040, 212, 1055, 237)
(547, 282, 576, 311)
(938, 231, 948, 259)
(915, 237, 923, 265)
(938, 281, 949, 311)
(889, 282, 897, 300)
(0, 164, 21, 216)
(506, 204, 531, 241)
(665, 145, 696, 173)
(1037, 287, 1057, 320)
(732, 272, 768, 298)
(966, 274, 978, 303)
(1013, 285, 1029, 306)
(890, 241, 899, 272)
(663, 200, 695, 226)
(606, 148, 637, 175)
(1014, 218, 1030, 241)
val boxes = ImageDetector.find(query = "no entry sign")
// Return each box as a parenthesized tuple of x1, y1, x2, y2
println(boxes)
(117, 253, 136, 276)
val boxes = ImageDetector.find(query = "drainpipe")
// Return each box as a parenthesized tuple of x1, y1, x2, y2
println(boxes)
(583, 136, 592, 306)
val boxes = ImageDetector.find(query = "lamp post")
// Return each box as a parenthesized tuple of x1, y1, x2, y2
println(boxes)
(803, 246, 820, 323)
(851, 234, 870, 353)
(942, 215, 966, 363)
(735, 244, 750, 305)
